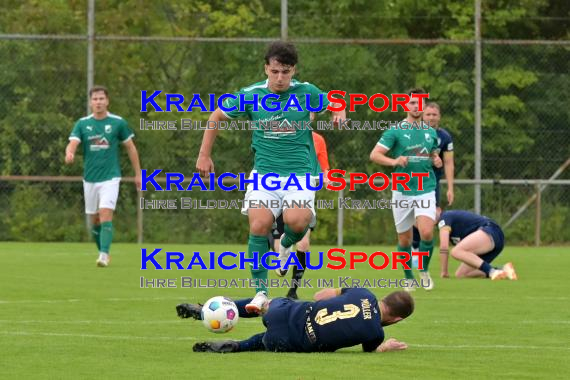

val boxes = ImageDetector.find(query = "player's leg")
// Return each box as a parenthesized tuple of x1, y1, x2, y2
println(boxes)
(276, 183, 315, 276)
(83, 181, 101, 252)
(451, 230, 507, 280)
(193, 332, 265, 353)
(287, 228, 310, 299)
(414, 192, 437, 289)
(95, 178, 120, 267)
(241, 175, 280, 295)
(392, 192, 416, 288)
(247, 207, 274, 295)
(177, 297, 261, 319)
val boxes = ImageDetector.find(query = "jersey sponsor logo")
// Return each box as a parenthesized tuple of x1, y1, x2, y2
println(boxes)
(88, 135, 110, 151)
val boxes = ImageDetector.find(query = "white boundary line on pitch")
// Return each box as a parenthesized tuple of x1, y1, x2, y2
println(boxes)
(410, 343, 570, 351)
(0, 296, 568, 304)
(1, 331, 569, 351)
(0, 319, 568, 325)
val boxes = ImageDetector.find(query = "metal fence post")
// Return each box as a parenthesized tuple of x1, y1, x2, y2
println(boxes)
(474, 0, 482, 214)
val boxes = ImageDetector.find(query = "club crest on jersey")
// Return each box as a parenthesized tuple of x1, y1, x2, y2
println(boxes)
(105, 124, 112, 133)
(425, 133, 432, 142)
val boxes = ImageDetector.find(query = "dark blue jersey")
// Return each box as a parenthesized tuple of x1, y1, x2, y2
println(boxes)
(304, 288, 384, 352)
(434, 127, 453, 180)
(438, 210, 499, 245)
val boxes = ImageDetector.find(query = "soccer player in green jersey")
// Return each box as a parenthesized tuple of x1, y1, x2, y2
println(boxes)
(370, 88, 442, 291)
(65, 86, 142, 267)
(196, 42, 345, 304)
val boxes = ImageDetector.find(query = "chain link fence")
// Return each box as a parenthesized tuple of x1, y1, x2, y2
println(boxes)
(0, 1, 568, 244)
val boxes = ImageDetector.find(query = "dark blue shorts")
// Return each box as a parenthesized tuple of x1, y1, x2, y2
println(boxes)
(479, 223, 504, 263)
(262, 298, 310, 352)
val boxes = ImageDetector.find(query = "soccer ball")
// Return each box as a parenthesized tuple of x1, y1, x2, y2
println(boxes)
(201, 296, 239, 333)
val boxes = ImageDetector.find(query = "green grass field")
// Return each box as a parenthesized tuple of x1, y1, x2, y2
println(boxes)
(1, 243, 569, 379)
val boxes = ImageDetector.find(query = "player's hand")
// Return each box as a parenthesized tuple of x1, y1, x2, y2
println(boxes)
(447, 189, 454, 206)
(134, 174, 142, 191)
(378, 338, 408, 352)
(196, 155, 215, 177)
(432, 155, 443, 168)
(441, 271, 450, 278)
(394, 156, 408, 168)
(65, 152, 74, 164)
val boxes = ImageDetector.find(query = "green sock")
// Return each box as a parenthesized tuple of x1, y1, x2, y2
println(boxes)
(281, 224, 309, 248)
(99, 221, 113, 254)
(397, 244, 414, 279)
(419, 239, 434, 272)
(248, 234, 269, 294)
(91, 224, 101, 251)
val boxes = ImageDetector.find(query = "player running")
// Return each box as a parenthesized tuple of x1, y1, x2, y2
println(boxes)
(412, 102, 454, 253)
(370, 88, 441, 291)
(65, 86, 142, 267)
(438, 210, 517, 280)
(196, 42, 345, 299)
(178, 288, 413, 354)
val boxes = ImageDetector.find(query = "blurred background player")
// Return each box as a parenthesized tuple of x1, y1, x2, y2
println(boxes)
(182, 287, 413, 354)
(370, 87, 441, 291)
(65, 86, 142, 267)
(412, 102, 455, 262)
(438, 209, 517, 280)
(195, 42, 345, 300)
(270, 131, 330, 299)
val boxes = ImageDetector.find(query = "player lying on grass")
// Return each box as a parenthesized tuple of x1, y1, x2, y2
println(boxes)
(178, 288, 412, 353)
(438, 210, 517, 280)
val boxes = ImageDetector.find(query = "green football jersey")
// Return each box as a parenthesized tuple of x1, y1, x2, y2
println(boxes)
(222, 79, 330, 177)
(377, 121, 438, 195)
(69, 113, 134, 183)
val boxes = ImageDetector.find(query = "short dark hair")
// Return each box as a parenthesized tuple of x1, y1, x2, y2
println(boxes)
(89, 85, 109, 98)
(382, 291, 414, 320)
(425, 102, 440, 111)
(406, 87, 427, 97)
(264, 41, 298, 66)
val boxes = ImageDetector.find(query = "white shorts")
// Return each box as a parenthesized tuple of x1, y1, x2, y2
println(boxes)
(241, 171, 316, 226)
(391, 191, 437, 233)
(83, 178, 121, 214)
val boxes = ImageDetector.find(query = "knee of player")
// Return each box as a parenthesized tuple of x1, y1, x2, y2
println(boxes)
(450, 248, 463, 260)
(297, 240, 310, 252)
(249, 219, 272, 235)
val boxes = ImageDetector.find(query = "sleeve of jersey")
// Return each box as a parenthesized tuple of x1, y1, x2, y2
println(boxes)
(119, 120, 135, 143)
(446, 133, 454, 152)
(308, 84, 330, 113)
(220, 91, 249, 119)
(377, 128, 396, 150)
(69, 121, 82, 142)
(314, 135, 330, 171)
(362, 339, 383, 352)
(438, 215, 452, 231)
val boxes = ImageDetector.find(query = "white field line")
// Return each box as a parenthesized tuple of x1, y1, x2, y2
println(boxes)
(0, 296, 567, 304)
(1, 331, 568, 351)
(0, 319, 568, 325)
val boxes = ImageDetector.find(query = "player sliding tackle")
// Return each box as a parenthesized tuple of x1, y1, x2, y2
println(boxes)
(196, 42, 345, 302)
(177, 288, 412, 353)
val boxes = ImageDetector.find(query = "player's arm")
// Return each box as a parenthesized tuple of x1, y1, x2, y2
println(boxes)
(196, 108, 229, 177)
(123, 139, 142, 190)
(370, 145, 407, 168)
(375, 338, 408, 353)
(313, 288, 342, 301)
(329, 103, 346, 127)
(443, 150, 454, 205)
(65, 139, 80, 164)
(439, 227, 451, 278)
